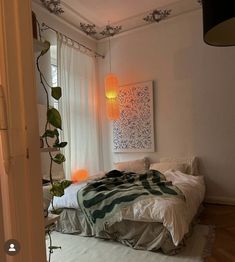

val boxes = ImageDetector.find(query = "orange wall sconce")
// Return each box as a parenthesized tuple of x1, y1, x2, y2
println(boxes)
(72, 169, 89, 183)
(106, 98, 120, 121)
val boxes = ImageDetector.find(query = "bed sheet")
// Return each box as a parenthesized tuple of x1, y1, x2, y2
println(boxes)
(51, 170, 205, 246)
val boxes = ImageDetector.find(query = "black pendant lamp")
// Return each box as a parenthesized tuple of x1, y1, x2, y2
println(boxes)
(202, 0, 235, 46)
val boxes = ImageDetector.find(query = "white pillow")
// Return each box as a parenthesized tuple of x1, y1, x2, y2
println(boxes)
(159, 156, 199, 175)
(114, 157, 149, 173)
(150, 162, 187, 174)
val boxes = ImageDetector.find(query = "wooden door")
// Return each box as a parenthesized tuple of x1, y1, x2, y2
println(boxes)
(0, 1, 46, 261)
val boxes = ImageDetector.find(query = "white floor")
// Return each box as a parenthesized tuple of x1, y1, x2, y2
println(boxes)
(46, 225, 209, 262)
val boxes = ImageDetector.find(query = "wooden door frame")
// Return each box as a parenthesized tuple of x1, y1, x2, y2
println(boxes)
(0, 1, 46, 261)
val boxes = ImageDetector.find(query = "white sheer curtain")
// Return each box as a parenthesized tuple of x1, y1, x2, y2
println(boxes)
(57, 34, 102, 179)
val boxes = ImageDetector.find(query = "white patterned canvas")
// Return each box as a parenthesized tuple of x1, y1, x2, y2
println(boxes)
(113, 81, 155, 152)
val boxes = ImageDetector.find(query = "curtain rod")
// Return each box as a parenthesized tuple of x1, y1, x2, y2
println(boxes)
(41, 23, 105, 59)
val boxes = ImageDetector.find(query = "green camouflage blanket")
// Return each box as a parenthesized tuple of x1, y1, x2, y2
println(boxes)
(77, 170, 185, 233)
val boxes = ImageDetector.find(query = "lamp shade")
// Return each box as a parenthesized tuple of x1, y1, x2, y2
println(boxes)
(105, 73, 119, 99)
(202, 0, 235, 46)
(106, 98, 120, 120)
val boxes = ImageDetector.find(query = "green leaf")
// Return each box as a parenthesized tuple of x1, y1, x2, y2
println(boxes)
(59, 142, 67, 148)
(42, 129, 56, 138)
(49, 180, 72, 197)
(51, 87, 62, 100)
(47, 108, 62, 129)
(50, 182, 64, 197)
(52, 153, 66, 164)
(40, 40, 50, 56)
(61, 180, 72, 189)
(53, 142, 67, 148)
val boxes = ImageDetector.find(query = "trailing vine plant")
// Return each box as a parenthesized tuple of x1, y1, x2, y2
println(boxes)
(36, 40, 71, 214)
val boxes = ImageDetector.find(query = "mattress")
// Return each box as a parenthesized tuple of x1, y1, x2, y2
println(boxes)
(49, 170, 205, 254)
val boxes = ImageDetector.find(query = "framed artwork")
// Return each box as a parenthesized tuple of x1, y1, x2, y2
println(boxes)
(113, 80, 155, 152)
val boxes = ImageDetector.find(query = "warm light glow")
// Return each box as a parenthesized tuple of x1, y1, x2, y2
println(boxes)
(72, 169, 89, 183)
(106, 98, 120, 120)
(105, 73, 119, 99)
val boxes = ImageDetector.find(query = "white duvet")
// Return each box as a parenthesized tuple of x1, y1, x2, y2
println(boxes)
(51, 170, 205, 246)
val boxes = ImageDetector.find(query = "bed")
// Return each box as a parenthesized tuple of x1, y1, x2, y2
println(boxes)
(46, 157, 205, 254)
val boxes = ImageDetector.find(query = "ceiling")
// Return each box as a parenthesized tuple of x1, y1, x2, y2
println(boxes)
(34, 0, 202, 40)
(63, 0, 179, 27)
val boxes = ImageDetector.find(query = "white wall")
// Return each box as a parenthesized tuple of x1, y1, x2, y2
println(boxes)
(97, 10, 235, 202)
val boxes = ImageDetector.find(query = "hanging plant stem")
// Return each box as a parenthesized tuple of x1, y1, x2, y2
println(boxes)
(36, 48, 55, 210)
(36, 39, 71, 214)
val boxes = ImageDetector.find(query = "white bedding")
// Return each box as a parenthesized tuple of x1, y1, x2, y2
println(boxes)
(51, 170, 205, 246)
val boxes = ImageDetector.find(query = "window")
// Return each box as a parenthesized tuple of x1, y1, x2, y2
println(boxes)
(51, 64, 57, 87)
(50, 45, 58, 110)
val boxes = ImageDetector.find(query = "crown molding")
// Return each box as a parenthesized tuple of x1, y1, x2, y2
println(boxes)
(32, 1, 97, 43)
(98, 8, 202, 43)
(32, 0, 202, 41)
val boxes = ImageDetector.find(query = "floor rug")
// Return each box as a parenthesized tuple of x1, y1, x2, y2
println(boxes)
(46, 224, 213, 262)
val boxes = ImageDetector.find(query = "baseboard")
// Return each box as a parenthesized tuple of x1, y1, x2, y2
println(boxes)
(204, 196, 235, 206)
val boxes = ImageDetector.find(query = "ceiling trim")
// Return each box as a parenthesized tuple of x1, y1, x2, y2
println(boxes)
(32, 1, 97, 42)
(33, 0, 202, 41)
(98, 8, 202, 43)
